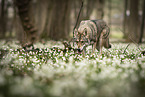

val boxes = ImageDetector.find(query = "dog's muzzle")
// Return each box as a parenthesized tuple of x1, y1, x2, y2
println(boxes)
(107, 44, 111, 48)
(77, 48, 83, 54)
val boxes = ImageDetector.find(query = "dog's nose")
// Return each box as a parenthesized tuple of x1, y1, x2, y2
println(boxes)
(109, 44, 111, 48)
(77, 48, 81, 52)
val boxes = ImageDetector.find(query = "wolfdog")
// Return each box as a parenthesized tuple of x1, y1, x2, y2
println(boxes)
(73, 19, 111, 56)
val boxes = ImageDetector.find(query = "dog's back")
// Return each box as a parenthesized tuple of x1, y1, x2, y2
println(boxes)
(78, 20, 108, 42)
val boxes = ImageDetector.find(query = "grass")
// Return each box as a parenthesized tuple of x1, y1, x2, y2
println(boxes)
(0, 40, 145, 97)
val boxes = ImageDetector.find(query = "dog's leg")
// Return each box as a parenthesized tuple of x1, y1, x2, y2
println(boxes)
(92, 42, 96, 54)
(82, 47, 86, 57)
(100, 33, 103, 55)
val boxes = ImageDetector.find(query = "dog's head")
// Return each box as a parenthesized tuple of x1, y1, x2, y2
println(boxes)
(73, 28, 89, 54)
(102, 28, 111, 49)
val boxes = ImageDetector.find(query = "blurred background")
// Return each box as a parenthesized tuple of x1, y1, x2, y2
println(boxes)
(0, 0, 144, 44)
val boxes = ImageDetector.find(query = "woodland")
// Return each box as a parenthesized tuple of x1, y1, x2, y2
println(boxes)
(0, 0, 144, 42)
(0, 0, 145, 97)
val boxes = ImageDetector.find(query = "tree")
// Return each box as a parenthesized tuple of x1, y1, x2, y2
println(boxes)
(108, 0, 112, 26)
(127, 0, 140, 42)
(15, 0, 38, 46)
(96, 0, 105, 19)
(41, 0, 71, 40)
(123, 0, 129, 38)
(0, 0, 7, 39)
(139, 0, 145, 43)
(32, 0, 49, 39)
(48, 0, 71, 40)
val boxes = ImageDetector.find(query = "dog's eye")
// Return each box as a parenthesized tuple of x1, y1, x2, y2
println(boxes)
(81, 41, 84, 43)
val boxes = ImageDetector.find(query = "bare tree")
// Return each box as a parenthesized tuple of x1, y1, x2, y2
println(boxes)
(40, 0, 53, 39)
(96, 0, 105, 19)
(139, 0, 145, 43)
(47, 0, 71, 40)
(123, 0, 129, 38)
(108, 0, 112, 26)
(127, 0, 140, 42)
(32, 0, 49, 38)
(0, 0, 7, 39)
(15, 0, 38, 46)
(81, 0, 97, 20)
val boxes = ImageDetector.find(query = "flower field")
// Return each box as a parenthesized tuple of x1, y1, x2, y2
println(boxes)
(0, 40, 145, 97)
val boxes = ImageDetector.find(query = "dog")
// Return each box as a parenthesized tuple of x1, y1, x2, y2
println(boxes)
(73, 19, 111, 56)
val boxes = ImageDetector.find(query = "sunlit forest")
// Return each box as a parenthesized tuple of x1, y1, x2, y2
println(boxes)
(0, 0, 145, 97)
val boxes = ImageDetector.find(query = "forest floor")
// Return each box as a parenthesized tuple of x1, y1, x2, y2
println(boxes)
(0, 39, 145, 97)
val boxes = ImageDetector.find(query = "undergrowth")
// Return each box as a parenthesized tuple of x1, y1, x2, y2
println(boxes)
(0, 40, 145, 97)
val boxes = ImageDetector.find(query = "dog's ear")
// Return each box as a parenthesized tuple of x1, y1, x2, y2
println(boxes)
(83, 28, 87, 36)
(74, 29, 78, 37)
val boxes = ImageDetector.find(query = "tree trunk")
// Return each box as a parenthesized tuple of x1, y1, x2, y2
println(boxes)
(48, 0, 71, 40)
(86, 0, 97, 19)
(32, 0, 49, 38)
(128, 0, 139, 42)
(41, 0, 53, 39)
(139, 0, 145, 43)
(0, 0, 7, 39)
(96, 0, 105, 19)
(108, 0, 112, 26)
(15, 0, 38, 46)
(123, 0, 129, 38)
(79, 0, 97, 20)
